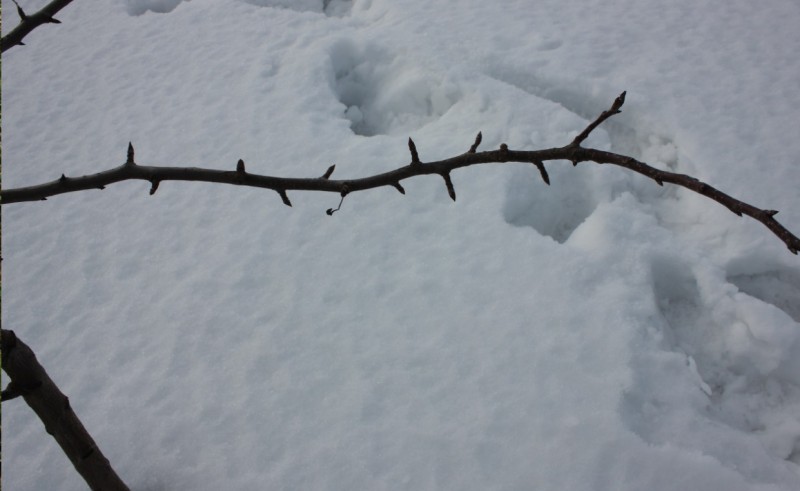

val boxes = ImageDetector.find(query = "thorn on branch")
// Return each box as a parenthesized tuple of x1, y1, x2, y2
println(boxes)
(468, 132, 483, 153)
(532, 160, 550, 185)
(279, 190, 292, 207)
(236, 159, 246, 174)
(46, 16, 62, 24)
(441, 172, 456, 201)
(60, 174, 67, 183)
(126, 142, 135, 166)
(149, 180, 160, 195)
(408, 138, 421, 164)
(322, 164, 335, 179)
(13, 0, 27, 21)
(392, 182, 406, 194)
(765, 210, 779, 217)
(1, 382, 24, 402)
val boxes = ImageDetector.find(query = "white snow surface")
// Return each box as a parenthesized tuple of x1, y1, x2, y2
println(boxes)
(2, 0, 800, 489)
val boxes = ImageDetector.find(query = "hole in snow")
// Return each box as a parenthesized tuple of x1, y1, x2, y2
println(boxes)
(622, 255, 800, 470)
(329, 40, 460, 136)
(238, 0, 352, 16)
(501, 164, 600, 244)
(122, 0, 188, 15)
(727, 268, 800, 323)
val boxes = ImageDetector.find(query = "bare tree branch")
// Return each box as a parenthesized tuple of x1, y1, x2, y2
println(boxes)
(2, 0, 75, 53)
(1, 329, 131, 491)
(1, 92, 798, 254)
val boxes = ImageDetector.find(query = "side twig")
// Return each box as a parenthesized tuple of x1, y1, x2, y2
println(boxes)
(1, 92, 798, 254)
(1, 0, 75, 53)
(1, 329, 131, 491)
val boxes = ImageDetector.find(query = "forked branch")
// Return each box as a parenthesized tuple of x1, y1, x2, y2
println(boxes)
(1, 92, 798, 254)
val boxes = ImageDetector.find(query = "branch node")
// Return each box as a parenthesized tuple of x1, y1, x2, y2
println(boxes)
(468, 132, 483, 153)
(391, 182, 406, 195)
(408, 137, 421, 164)
(532, 160, 550, 185)
(278, 189, 292, 207)
(322, 164, 336, 179)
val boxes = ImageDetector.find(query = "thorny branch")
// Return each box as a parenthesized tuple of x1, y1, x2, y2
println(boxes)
(1, 0, 75, 53)
(1, 92, 798, 254)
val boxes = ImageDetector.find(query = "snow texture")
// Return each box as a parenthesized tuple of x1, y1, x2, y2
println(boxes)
(2, 0, 800, 490)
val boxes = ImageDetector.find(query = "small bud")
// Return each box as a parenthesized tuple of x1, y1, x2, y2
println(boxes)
(149, 180, 160, 195)
(236, 159, 245, 173)
(322, 164, 335, 179)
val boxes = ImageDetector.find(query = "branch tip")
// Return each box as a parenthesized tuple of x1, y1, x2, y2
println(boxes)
(322, 164, 335, 179)
(408, 138, 420, 164)
(612, 91, 627, 112)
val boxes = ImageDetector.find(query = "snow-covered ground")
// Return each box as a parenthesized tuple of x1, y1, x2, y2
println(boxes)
(2, 0, 800, 489)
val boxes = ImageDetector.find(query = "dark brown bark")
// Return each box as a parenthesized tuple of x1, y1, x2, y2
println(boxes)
(1, 0, 75, 53)
(1, 329, 130, 491)
(1, 93, 797, 254)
